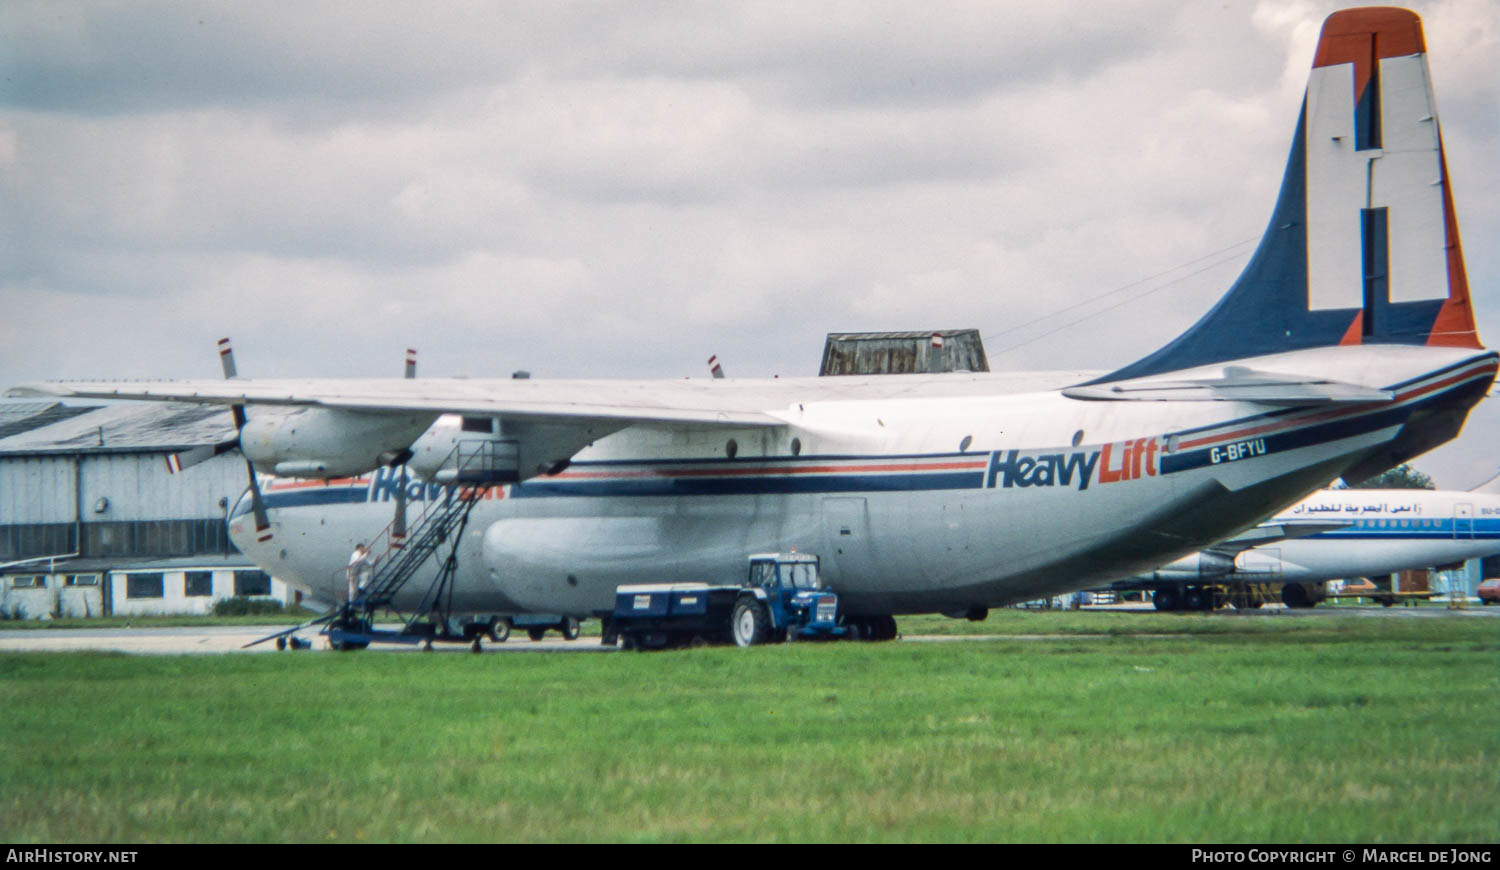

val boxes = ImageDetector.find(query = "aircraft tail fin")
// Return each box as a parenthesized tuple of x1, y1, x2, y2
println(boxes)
(1091, 7, 1479, 385)
(1468, 469, 1500, 494)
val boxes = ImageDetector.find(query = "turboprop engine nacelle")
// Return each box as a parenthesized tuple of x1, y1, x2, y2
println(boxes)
(407, 414, 609, 485)
(239, 408, 438, 479)
(1152, 551, 1236, 581)
(408, 415, 519, 483)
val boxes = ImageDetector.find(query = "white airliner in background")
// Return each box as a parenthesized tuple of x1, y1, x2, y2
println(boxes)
(1137, 483, 1500, 609)
(13, 8, 1496, 634)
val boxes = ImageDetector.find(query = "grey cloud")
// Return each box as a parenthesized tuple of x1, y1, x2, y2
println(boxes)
(2, 0, 1181, 121)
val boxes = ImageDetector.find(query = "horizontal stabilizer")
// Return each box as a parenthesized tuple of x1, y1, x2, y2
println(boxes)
(1207, 518, 1353, 556)
(1062, 366, 1393, 404)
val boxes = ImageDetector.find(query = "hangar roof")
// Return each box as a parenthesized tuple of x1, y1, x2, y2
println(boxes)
(0, 401, 99, 441)
(0, 401, 236, 456)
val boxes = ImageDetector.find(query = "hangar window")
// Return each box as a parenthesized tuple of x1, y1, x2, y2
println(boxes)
(65, 574, 100, 586)
(233, 570, 271, 597)
(185, 571, 213, 597)
(10, 575, 45, 589)
(126, 573, 164, 599)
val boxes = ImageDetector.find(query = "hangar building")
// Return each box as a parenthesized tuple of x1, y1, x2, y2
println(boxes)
(0, 401, 295, 619)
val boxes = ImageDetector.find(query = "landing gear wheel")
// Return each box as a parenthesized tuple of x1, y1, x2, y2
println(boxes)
(872, 615, 898, 641)
(471, 637, 483, 654)
(528, 628, 548, 642)
(1184, 588, 1207, 611)
(731, 599, 769, 647)
(1281, 583, 1315, 609)
(276, 636, 287, 651)
(561, 618, 581, 641)
(1154, 588, 1180, 612)
(488, 618, 511, 643)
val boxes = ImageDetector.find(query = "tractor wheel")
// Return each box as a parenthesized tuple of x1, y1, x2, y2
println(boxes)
(488, 618, 511, 643)
(731, 598, 770, 647)
(561, 618, 581, 641)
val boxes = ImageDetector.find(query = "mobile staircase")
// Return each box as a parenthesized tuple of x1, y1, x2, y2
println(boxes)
(245, 441, 512, 652)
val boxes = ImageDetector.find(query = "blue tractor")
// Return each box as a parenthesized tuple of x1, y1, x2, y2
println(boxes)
(730, 552, 845, 646)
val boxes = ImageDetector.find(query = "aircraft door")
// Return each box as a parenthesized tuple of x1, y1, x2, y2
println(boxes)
(820, 497, 875, 583)
(1453, 503, 1473, 539)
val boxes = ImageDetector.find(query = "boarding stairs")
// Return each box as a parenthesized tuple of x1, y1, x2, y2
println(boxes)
(350, 442, 510, 625)
(241, 441, 512, 650)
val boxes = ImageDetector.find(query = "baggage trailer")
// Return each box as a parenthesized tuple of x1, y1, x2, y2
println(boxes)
(603, 584, 742, 649)
(602, 552, 846, 650)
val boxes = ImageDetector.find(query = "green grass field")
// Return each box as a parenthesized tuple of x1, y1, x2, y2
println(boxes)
(2, 611, 1496, 843)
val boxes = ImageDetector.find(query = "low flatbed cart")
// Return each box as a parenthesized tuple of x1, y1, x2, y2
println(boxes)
(602, 552, 846, 650)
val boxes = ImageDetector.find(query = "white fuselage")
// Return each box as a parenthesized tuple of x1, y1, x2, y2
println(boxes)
(1225, 489, 1500, 582)
(229, 345, 1497, 617)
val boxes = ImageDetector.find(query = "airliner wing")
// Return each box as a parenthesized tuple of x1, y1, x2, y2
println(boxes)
(1061, 366, 1393, 405)
(1205, 518, 1352, 556)
(9, 378, 788, 428)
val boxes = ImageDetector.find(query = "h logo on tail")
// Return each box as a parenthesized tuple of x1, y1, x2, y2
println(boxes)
(1091, 6, 1478, 386)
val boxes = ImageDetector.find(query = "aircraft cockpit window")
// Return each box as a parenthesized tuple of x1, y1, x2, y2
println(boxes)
(461, 416, 493, 433)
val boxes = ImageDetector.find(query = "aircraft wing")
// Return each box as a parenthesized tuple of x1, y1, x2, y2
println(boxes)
(1061, 365, 1393, 405)
(8, 377, 789, 428)
(10, 377, 802, 482)
(1204, 518, 1352, 556)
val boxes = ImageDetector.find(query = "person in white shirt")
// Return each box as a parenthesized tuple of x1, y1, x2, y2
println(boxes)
(346, 544, 374, 602)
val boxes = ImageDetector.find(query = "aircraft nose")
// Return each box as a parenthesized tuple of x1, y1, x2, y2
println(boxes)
(227, 487, 272, 554)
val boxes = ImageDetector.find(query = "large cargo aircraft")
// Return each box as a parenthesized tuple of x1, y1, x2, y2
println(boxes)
(14, 8, 1495, 628)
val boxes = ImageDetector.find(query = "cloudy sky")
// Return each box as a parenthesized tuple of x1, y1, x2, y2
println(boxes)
(3, 1, 1497, 484)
